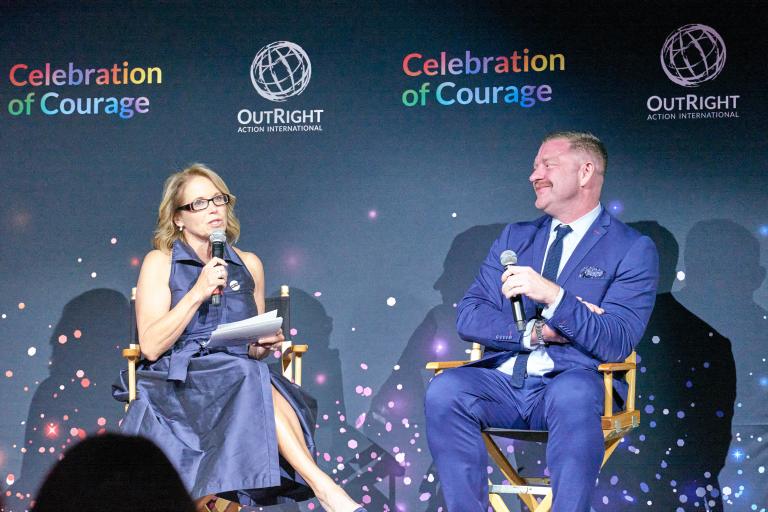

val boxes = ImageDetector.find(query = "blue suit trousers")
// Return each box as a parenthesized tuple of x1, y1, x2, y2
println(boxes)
(425, 366, 605, 512)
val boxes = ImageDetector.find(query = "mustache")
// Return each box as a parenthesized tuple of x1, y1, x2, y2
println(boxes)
(533, 180, 552, 190)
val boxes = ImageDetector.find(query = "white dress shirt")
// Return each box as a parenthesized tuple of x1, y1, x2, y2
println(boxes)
(497, 204, 603, 377)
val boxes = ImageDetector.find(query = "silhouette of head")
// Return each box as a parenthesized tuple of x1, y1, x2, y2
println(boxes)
(32, 434, 194, 512)
(629, 221, 679, 293)
(684, 219, 765, 296)
(434, 224, 506, 305)
(279, 287, 332, 344)
(48, 289, 129, 372)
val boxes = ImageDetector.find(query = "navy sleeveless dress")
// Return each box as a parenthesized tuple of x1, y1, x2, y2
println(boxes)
(113, 240, 316, 506)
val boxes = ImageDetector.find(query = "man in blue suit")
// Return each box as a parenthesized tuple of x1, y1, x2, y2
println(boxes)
(425, 131, 659, 511)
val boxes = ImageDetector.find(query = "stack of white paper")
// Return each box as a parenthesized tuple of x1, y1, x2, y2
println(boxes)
(204, 310, 283, 348)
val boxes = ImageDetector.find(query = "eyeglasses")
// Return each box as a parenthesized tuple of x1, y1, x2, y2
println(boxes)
(176, 194, 230, 212)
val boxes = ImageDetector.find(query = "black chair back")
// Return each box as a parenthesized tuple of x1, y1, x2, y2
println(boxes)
(264, 285, 291, 339)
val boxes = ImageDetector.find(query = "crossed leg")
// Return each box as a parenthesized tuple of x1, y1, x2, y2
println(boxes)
(270, 385, 362, 512)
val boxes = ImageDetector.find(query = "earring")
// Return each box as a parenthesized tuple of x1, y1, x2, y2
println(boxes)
(178, 225, 183, 232)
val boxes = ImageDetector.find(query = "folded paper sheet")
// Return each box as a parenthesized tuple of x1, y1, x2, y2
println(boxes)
(205, 310, 283, 348)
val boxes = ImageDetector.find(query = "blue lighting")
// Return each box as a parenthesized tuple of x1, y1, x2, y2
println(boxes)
(607, 200, 624, 215)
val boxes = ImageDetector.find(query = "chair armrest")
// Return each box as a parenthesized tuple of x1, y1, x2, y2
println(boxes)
(122, 345, 141, 360)
(282, 344, 308, 357)
(426, 360, 469, 372)
(598, 362, 635, 372)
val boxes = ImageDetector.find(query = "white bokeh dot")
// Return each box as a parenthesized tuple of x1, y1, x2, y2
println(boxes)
(386, 297, 397, 307)
(451, 212, 457, 218)
(27, 347, 37, 356)
(676, 270, 686, 281)
(90, 272, 97, 278)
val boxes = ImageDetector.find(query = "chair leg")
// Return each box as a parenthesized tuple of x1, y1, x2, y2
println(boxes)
(489, 489, 511, 512)
(532, 491, 552, 512)
(601, 435, 622, 469)
(483, 433, 540, 512)
(194, 495, 216, 512)
(209, 498, 240, 512)
(223, 502, 241, 512)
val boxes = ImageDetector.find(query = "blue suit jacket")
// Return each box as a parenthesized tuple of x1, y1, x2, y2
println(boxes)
(457, 209, 659, 378)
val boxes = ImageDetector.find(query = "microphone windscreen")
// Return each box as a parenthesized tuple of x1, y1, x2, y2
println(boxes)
(500, 250, 518, 267)
(209, 230, 227, 244)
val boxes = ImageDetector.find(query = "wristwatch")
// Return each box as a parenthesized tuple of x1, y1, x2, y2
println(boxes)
(534, 319, 546, 346)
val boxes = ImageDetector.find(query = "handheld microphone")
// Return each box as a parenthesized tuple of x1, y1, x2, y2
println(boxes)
(500, 250, 526, 332)
(210, 230, 227, 306)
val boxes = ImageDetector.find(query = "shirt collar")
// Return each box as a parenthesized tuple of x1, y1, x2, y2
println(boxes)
(171, 239, 244, 266)
(550, 203, 603, 240)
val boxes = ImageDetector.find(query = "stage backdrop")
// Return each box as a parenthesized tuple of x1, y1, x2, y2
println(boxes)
(1, 2, 766, 511)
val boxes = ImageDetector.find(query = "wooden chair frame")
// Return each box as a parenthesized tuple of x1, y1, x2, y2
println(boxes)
(426, 343, 638, 512)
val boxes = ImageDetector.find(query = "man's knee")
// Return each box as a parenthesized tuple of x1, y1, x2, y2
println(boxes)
(546, 370, 604, 417)
(425, 368, 474, 422)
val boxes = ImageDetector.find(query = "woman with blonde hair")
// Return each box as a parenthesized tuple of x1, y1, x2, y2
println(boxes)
(114, 164, 366, 512)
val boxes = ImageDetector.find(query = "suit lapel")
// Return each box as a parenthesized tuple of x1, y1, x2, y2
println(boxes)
(526, 217, 552, 316)
(557, 209, 611, 284)
(533, 217, 552, 271)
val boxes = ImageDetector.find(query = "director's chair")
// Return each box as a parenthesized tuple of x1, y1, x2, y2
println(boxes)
(426, 343, 639, 512)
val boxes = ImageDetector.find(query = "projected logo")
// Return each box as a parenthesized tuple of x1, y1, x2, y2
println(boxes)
(660, 24, 726, 87)
(237, 41, 323, 134)
(250, 41, 312, 102)
(646, 24, 739, 122)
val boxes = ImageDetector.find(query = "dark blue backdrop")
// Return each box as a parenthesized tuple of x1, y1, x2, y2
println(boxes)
(1, 2, 766, 511)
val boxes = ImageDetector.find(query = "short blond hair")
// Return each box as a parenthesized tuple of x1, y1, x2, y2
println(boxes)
(152, 164, 241, 251)
(543, 131, 607, 175)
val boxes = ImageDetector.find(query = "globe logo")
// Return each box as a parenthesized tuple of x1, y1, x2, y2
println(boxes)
(660, 24, 726, 87)
(250, 41, 312, 102)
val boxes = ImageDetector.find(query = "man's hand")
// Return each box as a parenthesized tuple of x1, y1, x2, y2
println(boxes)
(533, 322, 569, 346)
(501, 265, 561, 306)
(532, 297, 604, 346)
(576, 296, 605, 314)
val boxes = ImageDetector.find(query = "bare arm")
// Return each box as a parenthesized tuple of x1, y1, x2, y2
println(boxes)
(237, 250, 284, 359)
(136, 250, 228, 361)
(240, 250, 266, 315)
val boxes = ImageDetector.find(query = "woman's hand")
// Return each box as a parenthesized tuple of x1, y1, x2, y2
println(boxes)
(192, 258, 228, 301)
(248, 328, 285, 360)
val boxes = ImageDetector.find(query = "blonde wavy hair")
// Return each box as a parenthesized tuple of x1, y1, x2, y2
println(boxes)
(153, 163, 241, 251)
